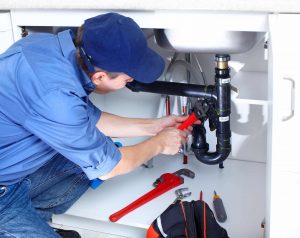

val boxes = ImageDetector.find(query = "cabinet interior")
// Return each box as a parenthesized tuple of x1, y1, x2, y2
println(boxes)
(16, 25, 269, 238)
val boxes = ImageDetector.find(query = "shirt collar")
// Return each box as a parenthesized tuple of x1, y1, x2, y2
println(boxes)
(57, 30, 96, 95)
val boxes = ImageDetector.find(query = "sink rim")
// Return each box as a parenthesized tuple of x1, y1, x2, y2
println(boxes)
(154, 29, 265, 54)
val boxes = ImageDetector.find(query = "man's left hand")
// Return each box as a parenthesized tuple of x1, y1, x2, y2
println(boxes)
(154, 115, 200, 134)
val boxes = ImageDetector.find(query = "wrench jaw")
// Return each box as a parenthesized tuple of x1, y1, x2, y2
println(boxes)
(174, 188, 192, 203)
(174, 169, 195, 181)
(175, 188, 190, 198)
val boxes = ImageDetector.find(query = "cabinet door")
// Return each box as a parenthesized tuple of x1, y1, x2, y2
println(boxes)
(0, 12, 14, 54)
(267, 14, 300, 238)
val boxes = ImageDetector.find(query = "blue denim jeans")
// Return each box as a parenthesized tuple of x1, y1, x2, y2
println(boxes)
(0, 154, 90, 237)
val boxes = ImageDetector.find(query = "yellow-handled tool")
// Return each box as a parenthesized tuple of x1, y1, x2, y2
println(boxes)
(213, 191, 227, 223)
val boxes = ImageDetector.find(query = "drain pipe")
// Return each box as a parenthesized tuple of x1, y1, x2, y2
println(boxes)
(126, 54, 231, 165)
(126, 81, 216, 100)
(191, 55, 231, 165)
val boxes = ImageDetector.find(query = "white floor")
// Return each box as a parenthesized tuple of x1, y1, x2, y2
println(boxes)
(52, 156, 266, 238)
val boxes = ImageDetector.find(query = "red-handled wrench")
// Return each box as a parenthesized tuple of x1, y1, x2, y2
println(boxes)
(109, 169, 195, 222)
(178, 112, 199, 130)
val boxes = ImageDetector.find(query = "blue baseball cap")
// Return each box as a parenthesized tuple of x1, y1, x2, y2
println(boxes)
(80, 13, 165, 84)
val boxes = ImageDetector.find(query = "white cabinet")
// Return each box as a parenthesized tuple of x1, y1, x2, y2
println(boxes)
(0, 12, 14, 53)
(5, 9, 300, 238)
(267, 14, 300, 238)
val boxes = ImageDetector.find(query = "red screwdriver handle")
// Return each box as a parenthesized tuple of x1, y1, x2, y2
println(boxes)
(178, 112, 199, 131)
(109, 173, 183, 222)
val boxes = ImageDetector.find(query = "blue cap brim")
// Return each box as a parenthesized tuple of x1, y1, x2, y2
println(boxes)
(126, 48, 165, 84)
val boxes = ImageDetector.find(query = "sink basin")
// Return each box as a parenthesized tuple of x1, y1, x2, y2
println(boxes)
(154, 29, 264, 54)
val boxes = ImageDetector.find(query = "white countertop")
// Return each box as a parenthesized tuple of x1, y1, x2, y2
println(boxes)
(1, 0, 300, 13)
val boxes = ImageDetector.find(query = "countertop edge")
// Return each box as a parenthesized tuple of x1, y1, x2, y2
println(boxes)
(1, 0, 300, 13)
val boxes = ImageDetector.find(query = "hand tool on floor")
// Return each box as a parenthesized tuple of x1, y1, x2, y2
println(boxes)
(173, 187, 192, 203)
(109, 169, 195, 222)
(213, 190, 227, 223)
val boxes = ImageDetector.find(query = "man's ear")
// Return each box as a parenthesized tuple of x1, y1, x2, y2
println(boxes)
(90, 71, 108, 85)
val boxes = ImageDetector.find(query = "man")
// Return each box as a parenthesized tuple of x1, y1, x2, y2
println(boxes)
(0, 13, 189, 238)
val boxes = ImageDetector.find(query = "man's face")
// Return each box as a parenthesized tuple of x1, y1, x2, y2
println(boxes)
(91, 72, 133, 94)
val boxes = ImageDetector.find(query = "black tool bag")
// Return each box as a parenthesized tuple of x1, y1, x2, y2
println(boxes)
(147, 200, 229, 238)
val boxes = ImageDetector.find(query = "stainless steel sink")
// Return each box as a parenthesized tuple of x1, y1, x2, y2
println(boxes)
(154, 29, 265, 54)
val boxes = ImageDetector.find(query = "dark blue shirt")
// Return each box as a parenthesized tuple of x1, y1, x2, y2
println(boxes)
(0, 30, 121, 185)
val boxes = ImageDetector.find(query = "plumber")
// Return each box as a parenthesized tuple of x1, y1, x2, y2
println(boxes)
(0, 13, 190, 238)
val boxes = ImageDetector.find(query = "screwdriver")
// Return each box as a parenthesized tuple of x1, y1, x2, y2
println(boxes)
(213, 191, 227, 223)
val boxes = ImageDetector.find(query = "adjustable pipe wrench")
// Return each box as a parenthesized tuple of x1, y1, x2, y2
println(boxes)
(109, 168, 195, 222)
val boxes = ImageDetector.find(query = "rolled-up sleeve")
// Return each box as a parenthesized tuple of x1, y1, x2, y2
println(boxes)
(23, 88, 121, 180)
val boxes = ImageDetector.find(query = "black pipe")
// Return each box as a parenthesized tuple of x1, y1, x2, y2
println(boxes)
(191, 123, 231, 165)
(126, 81, 216, 101)
(192, 54, 231, 165)
(126, 54, 231, 166)
(191, 124, 209, 153)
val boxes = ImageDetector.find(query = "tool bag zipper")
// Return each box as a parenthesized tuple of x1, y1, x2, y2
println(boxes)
(181, 201, 198, 238)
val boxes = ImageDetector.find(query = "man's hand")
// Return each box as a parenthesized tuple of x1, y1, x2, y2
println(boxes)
(99, 127, 188, 180)
(152, 127, 188, 155)
(154, 115, 199, 134)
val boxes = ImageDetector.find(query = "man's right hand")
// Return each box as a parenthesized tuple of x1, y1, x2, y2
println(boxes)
(99, 127, 188, 180)
(153, 128, 188, 155)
